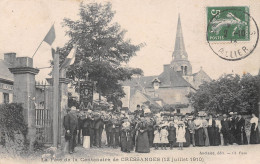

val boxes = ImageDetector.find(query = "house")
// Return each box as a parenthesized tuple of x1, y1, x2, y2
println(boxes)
(0, 53, 15, 104)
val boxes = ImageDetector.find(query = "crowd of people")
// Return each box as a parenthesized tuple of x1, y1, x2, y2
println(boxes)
(63, 104, 260, 154)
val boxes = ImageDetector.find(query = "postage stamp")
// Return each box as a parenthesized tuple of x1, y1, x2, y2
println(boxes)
(206, 6, 259, 61)
(207, 6, 250, 41)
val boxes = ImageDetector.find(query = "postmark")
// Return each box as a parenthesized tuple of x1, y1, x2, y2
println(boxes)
(206, 6, 259, 61)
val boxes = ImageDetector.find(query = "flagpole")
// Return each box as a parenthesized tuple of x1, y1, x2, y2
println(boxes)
(32, 40, 44, 58)
(32, 22, 56, 58)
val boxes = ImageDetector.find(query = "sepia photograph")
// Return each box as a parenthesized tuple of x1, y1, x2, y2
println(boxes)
(0, 0, 259, 164)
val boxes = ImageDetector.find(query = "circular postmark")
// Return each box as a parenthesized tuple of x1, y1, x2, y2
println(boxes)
(207, 7, 259, 61)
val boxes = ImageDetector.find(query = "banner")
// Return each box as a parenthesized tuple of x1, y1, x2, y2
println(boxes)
(79, 81, 94, 109)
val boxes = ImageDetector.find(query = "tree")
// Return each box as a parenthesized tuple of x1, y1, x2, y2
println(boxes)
(59, 2, 144, 105)
(187, 73, 260, 115)
(143, 101, 162, 114)
(239, 74, 260, 115)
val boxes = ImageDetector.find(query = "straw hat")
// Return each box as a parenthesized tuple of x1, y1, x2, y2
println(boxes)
(71, 106, 77, 111)
(229, 112, 234, 115)
(144, 108, 151, 114)
(177, 121, 185, 126)
(160, 122, 168, 128)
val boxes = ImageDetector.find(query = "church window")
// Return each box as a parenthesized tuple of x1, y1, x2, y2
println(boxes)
(184, 66, 187, 75)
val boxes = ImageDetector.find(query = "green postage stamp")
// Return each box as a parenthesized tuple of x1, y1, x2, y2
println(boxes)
(206, 6, 258, 61)
(207, 6, 250, 41)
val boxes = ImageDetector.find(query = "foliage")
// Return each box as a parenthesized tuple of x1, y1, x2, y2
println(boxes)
(58, 2, 144, 106)
(0, 103, 28, 156)
(187, 74, 260, 115)
(143, 101, 162, 114)
(163, 103, 189, 111)
(239, 74, 260, 115)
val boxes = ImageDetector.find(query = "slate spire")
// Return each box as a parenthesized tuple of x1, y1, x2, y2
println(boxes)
(172, 14, 188, 61)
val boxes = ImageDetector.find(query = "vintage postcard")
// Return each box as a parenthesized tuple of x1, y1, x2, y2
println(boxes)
(0, 0, 259, 164)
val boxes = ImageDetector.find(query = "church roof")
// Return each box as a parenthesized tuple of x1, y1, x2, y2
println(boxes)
(123, 67, 193, 89)
(158, 67, 193, 88)
(123, 75, 157, 89)
(192, 68, 212, 80)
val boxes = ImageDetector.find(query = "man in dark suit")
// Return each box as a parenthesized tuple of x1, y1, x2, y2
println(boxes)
(63, 106, 79, 154)
(111, 111, 121, 148)
(94, 108, 104, 148)
(135, 105, 144, 117)
(104, 113, 113, 147)
(88, 113, 95, 148)
(235, 114, 248, 145)
(221, 114, 232, 145)
(230, 112, 238, 144)
(81, 110, 95, 148)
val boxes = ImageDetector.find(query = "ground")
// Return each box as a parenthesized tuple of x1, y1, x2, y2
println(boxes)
(1, 144, 259, 164)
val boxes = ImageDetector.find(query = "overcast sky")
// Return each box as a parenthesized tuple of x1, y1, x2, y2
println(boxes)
(0, 0, 259, 82)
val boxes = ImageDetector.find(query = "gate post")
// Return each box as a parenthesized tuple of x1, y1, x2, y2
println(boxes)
(9, 57, 39, 151)
(59, 68, 70, 151)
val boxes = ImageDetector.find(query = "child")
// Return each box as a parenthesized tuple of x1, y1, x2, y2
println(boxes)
(160, 125, 169, 150)
(153, 125, 160, 150)
(176, 121, 186, 150)
(168, 122, 176, 150)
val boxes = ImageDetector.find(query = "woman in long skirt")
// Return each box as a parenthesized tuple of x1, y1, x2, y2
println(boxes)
(168, 122, 176, 149)
(183, 117, 191, 147)
(202, 117, 210, 146)
(235, 114, 248, 145)
(214, 115, 222, 146)
(249, 113, 260, 144)
(194, 116, 205, 146)
(135, 117, 150, 153)
(207, 114, 216, 146)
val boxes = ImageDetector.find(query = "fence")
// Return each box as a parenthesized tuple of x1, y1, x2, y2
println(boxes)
(35, 108, 52, 144)
(35, 82, 53, 144)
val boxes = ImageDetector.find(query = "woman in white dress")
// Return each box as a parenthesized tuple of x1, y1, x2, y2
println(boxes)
(160, 125, 169, 150)
(153, 125, 160, 150)
(176, 121, 186, 150)
(250, 113, 260, 144)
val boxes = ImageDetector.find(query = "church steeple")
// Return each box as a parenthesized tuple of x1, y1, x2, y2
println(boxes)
(171, 14, 192, 76)
(172, 14, 188, 61)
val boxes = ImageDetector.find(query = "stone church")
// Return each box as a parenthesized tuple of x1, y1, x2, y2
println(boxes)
(121, 16, 212, 113)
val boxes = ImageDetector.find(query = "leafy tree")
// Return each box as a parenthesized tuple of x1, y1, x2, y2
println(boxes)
(187, 73, 260, 115)
(163, 104, 189, 111)
(143, 101, 162, 114)
(239, 74, 260, 115)
(59, 2, 144, 105)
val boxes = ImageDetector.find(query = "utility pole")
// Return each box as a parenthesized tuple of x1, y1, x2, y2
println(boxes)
(53, 51, 60, 147)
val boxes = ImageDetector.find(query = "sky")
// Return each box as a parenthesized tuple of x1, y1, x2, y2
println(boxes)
(0, 0, 259, 82)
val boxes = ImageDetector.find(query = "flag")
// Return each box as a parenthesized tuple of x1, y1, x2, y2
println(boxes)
(43, 24, 56, 46)
(60, 45, 77, 69)
(32, 24, 56, 58)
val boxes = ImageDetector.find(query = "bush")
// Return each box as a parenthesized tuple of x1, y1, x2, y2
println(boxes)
(0, 103, 28, 157)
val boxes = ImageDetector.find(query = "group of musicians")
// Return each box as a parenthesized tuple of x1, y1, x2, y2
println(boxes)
(63, 104, 260, 154)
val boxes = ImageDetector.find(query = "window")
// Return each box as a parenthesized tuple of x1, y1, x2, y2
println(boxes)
(184, 66, 187, 75)
(3, 93, 9, 104)
(181, 66, 188, 75)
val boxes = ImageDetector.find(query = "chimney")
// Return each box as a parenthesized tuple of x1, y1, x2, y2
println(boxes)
(163, 64, 170, 72)
(4, 53, 16, 66)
